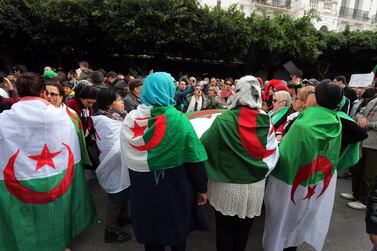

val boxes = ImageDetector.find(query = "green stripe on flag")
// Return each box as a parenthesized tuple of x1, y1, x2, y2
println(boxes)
(20, 171, 65, 192)
(202, 107, 273, 184)
(145, 106, 207, 171)
(271, 106, 342, 185)
(0, 163, 96, 251)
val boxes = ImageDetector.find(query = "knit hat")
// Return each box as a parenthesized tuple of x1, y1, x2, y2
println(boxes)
(43, 69, 57, 79)
(315, 80, 343, 109)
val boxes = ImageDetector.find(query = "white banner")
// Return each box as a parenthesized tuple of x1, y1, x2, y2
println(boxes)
(349, 73, 374, 87)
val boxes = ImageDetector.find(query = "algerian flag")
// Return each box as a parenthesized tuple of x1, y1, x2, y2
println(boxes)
(263, 106, 342, 251)
(200, 107, 279, 184)
(0, 98, 96, 251)
(64, 104, 91, 166)
(93, 115, 130, 194)
(120, 105, 207, 172)
(336, 111, 360, 171)
(186, 109, 225, 138)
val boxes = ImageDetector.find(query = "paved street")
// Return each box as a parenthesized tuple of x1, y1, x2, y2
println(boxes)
(71, 176, 372, 251)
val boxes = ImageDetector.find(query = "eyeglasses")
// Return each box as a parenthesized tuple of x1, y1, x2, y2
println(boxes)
(45, 91, 60, 97)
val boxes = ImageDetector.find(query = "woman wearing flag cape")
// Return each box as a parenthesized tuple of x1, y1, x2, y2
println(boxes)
(92, 88, 132, 243)
(120, 72, 208, 251)
(0, 73, 96, 251)
(263, 80, 344, 251)
(201, 75, 279, 251)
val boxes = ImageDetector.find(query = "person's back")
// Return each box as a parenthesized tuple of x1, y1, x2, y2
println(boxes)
(120, 72, 208, 251)
(0, 73, 96, 251)
(263, 80, 344, 251)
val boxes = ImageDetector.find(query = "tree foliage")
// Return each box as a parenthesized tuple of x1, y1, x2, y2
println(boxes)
(0, 0, 376, 76)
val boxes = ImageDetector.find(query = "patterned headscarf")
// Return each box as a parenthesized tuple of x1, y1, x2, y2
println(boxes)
(141, 72, 176, 106)
(227, 75, 262, 110)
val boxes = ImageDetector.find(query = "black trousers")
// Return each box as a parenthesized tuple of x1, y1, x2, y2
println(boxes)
(352, 148, 377, 204)
(144, 242, 186, 251)
(214, 209, 254, 251)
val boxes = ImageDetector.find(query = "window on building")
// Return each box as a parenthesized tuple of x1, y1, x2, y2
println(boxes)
(324, 1, 332, 10)
(310, 0, 318, 8)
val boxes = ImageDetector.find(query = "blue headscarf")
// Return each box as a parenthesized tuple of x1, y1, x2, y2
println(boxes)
(141, 72, 177, 106)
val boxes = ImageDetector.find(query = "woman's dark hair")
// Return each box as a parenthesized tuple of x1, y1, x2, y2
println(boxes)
(106, 71, 117, 79)
(334, 75, 347, 85)
(96, 88, 119, 110)
(91, 70, 104, 85)
(45, 80, 65, 101)
(13, 64, 28, 74)
(96, 68, 107, 77)
(61, 80, 74, 89)
(16, 72, 45, 97)
(68, 70, 77, 77)
(362, 87, 376, 99)
(74, 82, 98, 99)
(179, 76, 189, 86)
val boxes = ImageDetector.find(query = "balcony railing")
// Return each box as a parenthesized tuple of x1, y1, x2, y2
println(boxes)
(339, 7, 369, 21)
(253, 0, 291, 9)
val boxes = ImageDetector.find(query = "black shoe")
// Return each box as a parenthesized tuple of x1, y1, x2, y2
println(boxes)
(104, 230, 132, 243)
(118, 217, 132, 226)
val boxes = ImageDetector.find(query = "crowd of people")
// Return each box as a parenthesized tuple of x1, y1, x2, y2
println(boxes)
(0, 62, 377, 251)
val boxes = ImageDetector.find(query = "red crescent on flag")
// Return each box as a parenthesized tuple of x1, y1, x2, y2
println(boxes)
(290, 155, 333, 205)
(129, 114, 167, 151)
(187, 109, 224, 119)
(238, 107, 275, 159)
(3, 143, 75, 204)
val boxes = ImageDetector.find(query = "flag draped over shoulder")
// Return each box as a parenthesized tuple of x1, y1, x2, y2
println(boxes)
(200, 107, 279, 184)
(93, 115, 130, 194)
(336, 111, 360, 171)
(64, 104, 91, 166)
(0, 99, 96, 251)
(263, 106, 342, 251)
(121, 105, 207, 172)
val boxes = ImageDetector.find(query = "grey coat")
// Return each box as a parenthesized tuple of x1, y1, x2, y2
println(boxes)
(355, 97, 377, 150)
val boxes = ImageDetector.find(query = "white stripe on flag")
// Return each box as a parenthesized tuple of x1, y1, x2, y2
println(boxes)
(120, 105, 150, 172)
(263, 174, 337, 251)
(0, 100, 80, 180)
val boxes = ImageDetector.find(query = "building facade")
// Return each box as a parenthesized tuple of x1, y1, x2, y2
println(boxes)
(199, 0, 377, 31)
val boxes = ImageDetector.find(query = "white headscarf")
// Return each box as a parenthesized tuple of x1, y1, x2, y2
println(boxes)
(227, 75, 262, 110)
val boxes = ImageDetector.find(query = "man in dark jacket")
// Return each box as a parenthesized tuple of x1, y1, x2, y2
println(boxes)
(366, 177, 377, 250)
(333, 75, 357, 114)
(123, 78, 143, 113)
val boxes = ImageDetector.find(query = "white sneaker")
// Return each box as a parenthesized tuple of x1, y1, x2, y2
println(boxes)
(347, 201, 366, 210)
(340, 193, 355, 200)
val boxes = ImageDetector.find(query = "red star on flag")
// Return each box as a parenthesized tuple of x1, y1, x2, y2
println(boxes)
(131, 120, 148, 139)
(28, 144, 62, 171)
(304, 185, 317, 200)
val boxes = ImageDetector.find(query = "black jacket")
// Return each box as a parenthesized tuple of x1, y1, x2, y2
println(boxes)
(366, 176, 377, 234)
